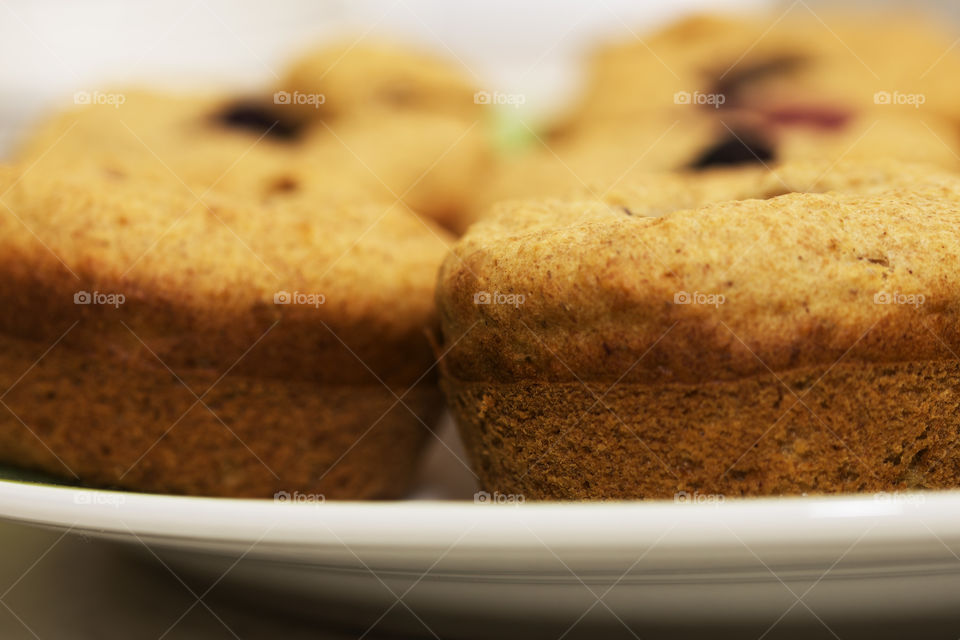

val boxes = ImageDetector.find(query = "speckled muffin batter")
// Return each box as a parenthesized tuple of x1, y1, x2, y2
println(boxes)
(17, 41, 492, 232)
(0, 165, 452, 498)
(439, 161, 960, 499)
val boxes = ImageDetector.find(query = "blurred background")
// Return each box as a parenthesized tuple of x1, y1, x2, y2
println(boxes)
(0, 0, 772, 153)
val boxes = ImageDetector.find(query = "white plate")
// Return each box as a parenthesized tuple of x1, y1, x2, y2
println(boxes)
(1, 477, 959, 638)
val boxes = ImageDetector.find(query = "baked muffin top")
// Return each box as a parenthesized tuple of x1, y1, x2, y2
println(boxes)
(14, 91, 374, 202)
(0, 165, 453, 385)
(17, 86, 491, 232)
(277, 40, 483, 120)
(474, 11, 960, 225)
(471, 110, 960, 224)
(564, 12, 960, 129)
(439, 161, 960, 384)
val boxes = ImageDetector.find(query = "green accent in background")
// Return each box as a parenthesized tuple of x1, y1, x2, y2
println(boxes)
(490, 106, 542, 156)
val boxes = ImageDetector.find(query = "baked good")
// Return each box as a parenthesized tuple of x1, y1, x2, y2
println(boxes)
(471, 12, 960, 223)
(562, 12, 960, 133)
(14, 91, 350, 202)
(277, 39, 481, 120)
(274, 41, 491, 231)
(17, 41, 493, 232)
(470, 110, 960, 225)
(293, 107, 491, 232)
(438, 161, 960, 499)
(0, 164, 451, 498)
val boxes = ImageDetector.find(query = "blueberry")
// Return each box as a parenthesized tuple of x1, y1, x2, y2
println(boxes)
(214, 101, 304, 141)
(688, 132, 775, 169)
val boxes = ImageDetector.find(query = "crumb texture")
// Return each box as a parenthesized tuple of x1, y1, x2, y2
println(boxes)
(439, 160, 960, 498)
(440, 162, 960, 385)
(0, 164, 448, 497)
(444, 359, 960, 499)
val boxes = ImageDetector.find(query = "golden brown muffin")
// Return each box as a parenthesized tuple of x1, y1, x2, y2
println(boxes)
(563, 12, 960, 132)
(295, 107, 492, 232)
(470, 109, 960, 226)
(0, 164, 453, 498)
(276, 39, 482, 121)
(14, 91, 372, 202)
(471, 12, 960, 225)
(18, 76, 490, 232)
(438, 161, 960, 499)
(274, 41, 492, 230)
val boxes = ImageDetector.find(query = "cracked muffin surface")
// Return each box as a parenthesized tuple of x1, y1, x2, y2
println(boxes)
(439, 161, 960, 499)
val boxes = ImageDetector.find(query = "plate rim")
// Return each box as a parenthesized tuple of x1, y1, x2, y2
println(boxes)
(2, 479, 959, 553)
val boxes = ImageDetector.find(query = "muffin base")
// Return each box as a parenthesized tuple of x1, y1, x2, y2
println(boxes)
(0, 334, 440, 499)
(443, 359, 960, 499)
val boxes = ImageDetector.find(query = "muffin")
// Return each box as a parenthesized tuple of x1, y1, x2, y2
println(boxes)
(274, 40, 491, 230)
(294, 107, 491, 232)
(470, 110, 960, 225)
(17, 40, 493, 232)
(562, 12, 960, 133)
(277, 39, 481, 121)
(438, 161, 960, 499)
(471, 12, 960, 224)
(0, 165, 451, 498)
(14, 91, 353, 202)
